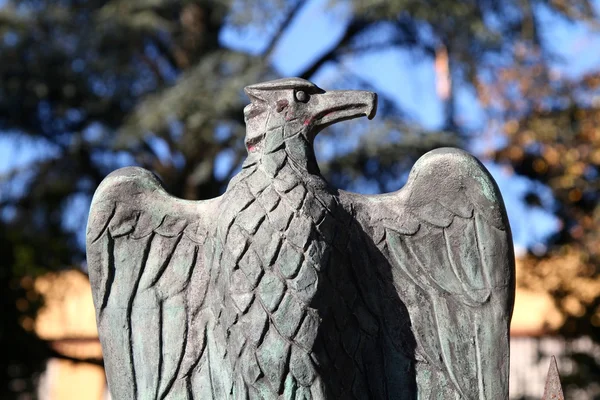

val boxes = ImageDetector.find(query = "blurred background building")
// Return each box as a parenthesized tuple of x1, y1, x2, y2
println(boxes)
(1, 0, 600, 399)
(33, 270, 106, 400)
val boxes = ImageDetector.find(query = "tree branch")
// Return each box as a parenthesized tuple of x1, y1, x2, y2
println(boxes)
(47, 347, 104, 367)
(298, 18, 371, 80)
(263, 0, 306, 59)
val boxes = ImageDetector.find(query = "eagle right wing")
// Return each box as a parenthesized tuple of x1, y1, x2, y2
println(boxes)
(340, 148, 514, 399)
(86, 167, 220, 399)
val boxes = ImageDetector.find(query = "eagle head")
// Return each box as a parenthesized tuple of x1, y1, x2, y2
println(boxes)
(243, 78, 377, 154)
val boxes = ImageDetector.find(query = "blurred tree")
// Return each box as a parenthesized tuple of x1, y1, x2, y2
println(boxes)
(0, 0, 598, 397)
(493, 68, 600, 397)
(0, 224, 51, 398)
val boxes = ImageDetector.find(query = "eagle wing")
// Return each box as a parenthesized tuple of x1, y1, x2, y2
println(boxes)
(86, 167, 220, 399)
(340, 148, 515, 399)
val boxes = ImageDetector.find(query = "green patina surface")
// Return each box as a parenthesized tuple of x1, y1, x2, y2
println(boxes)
(87, 79, 514, 399)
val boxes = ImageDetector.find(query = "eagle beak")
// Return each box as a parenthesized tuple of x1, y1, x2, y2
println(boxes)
(310, 90, 377, 135)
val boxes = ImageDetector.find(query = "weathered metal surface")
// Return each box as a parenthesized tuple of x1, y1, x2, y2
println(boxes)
(542, 356, 565, 400)
(86, 78, 515, 399)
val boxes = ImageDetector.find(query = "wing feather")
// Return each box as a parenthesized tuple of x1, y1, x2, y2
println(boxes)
(159, 291, 189, 398)
(131, 280, 161, 399)
(341, 148, 514, 399)
(443, 218, 490, 303)
(86, 167, 219, 400)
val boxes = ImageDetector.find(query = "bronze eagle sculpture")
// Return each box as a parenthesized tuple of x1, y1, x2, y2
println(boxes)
(87, 78, 515, 399)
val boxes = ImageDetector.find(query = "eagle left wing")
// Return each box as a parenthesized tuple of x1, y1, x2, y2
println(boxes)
(340, 148, 515, 399)
(86, 167, 220, 399)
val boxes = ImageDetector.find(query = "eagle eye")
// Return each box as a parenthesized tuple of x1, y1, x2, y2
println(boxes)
(295, 90, 310, 103)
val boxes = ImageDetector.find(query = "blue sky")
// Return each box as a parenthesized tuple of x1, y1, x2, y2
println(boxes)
(2, 0, 600, 253)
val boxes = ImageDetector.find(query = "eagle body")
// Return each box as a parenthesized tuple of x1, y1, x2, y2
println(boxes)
(87, 78, 514, 399)
(203, 130, 337, 398)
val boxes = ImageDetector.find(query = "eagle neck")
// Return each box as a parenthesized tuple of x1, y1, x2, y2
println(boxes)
(283, 132, 320, 177)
